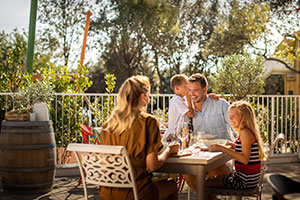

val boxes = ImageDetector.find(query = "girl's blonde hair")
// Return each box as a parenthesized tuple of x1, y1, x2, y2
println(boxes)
(229, 100, 266, 160)
(102, 75, 150, 135)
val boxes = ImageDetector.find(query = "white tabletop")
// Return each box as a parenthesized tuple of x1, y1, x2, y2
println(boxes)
(166, 151, 224, 165)
(157, 150, 231, 200)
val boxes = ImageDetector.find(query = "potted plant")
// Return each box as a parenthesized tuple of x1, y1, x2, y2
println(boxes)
(5, 80, 54, 121)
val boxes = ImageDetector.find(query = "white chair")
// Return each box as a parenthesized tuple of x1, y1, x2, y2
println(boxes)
(205, 133, 285, 200)
(67, 143, 138, 200)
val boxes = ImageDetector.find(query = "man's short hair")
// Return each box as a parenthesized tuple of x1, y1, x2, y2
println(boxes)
(170, 74, 188, 91)
(189, 73, 208, 88)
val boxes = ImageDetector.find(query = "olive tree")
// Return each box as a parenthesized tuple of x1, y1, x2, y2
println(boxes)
(211, 54, 265, 100)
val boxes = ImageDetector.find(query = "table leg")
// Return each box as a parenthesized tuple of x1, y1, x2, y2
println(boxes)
(196, 166, 205, 200)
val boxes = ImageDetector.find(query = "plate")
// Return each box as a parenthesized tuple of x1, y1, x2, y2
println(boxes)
(199, 134, 217, 139)
(170, 149, 192, 157)
(202, 139, 226, 148)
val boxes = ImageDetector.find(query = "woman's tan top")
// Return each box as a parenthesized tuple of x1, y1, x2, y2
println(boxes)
(99, 112, 163, 200)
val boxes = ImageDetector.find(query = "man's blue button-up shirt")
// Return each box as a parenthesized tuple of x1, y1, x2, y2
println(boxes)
(193, 96, 234, 140)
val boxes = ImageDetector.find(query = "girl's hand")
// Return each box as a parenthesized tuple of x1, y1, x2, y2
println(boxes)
(168, 142, 180, 155)
(225, 140, 235, 149)
(209, 143, 223, 152)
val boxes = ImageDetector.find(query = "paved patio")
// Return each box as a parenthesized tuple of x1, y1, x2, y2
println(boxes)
(1, 162, 300, 200)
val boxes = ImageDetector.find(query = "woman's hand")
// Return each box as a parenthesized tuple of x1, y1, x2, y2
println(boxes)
(168, 142, 180, 156)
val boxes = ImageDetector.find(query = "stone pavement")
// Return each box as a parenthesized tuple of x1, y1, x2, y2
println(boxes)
(1, 162, 300, 200)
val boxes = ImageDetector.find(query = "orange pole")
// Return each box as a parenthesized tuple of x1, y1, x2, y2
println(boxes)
(80, 11, 92, 68)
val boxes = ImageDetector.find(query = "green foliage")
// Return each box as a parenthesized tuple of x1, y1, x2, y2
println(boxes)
(205, 0, 271, 57)
(11, 75, 54, 112)
(37, 0, 88, 66)
(0, 31, 27, 92)
(211, 54, 265, 100)
(105, 73, 116, 93)
(93, 73, 117, 127)
(274, 34, 300, 70)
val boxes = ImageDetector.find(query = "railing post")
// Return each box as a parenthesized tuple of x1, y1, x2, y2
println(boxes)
(271, 96, 275, 153)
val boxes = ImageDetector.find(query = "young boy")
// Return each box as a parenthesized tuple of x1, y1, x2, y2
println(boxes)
(163, 74, 194, 140)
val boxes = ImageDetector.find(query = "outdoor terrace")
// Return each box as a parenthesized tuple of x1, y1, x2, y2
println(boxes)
(0, 93, 299, 199)
(0, 161, 300, 200)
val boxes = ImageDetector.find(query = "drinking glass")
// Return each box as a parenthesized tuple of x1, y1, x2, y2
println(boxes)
(196, 131, 205, 145)
(176, 122, 188, 150)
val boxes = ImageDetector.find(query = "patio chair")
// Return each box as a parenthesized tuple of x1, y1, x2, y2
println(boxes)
(80, 124, 100, 145)
(267, 174, 300, 200)
(205, 133, 285, 200)
(67, 143, 138, 200)
(78, 124, 100, 186)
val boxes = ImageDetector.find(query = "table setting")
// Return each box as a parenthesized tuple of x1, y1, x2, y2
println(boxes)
(157, 130, 232, 200)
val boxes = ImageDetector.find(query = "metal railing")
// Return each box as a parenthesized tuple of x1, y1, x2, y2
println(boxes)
(1, 93, 299, 158)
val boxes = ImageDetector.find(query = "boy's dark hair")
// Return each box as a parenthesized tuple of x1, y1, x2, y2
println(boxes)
(188, 73, 208, 88)
(170, 74, 188, 91)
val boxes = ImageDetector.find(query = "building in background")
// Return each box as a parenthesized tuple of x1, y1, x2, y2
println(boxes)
(264, 31, 300, 95)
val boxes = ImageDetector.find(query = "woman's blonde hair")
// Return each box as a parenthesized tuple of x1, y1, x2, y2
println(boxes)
(229, 100, 266, 160)
(102, 75, 150, 135)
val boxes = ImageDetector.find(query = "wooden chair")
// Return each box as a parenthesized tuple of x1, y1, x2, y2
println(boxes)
(205, 133, 285, 200)
(67, 143, 138, 200)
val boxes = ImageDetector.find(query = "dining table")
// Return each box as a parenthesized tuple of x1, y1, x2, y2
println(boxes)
(156, 149, 231, 200)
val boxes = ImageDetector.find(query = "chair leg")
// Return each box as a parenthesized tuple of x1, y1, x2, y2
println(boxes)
(187, 187, 190, 200)
(78, 176, 82, 186)
(177, 174, 184, 192)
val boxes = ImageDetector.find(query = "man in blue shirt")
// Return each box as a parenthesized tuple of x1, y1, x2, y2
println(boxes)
(183, 73, 234, 193)
(188, 73, 233, 141)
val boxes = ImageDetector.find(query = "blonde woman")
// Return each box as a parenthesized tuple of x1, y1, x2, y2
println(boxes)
(99, 75, 179, 200)
(207, 100, 265, 189)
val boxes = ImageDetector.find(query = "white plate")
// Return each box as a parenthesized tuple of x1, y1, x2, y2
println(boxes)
(202, 139, 226, 148)
(199, 134, 217, 139)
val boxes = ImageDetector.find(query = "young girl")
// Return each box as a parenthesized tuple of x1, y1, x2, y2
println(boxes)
(208, 100, 265, 189)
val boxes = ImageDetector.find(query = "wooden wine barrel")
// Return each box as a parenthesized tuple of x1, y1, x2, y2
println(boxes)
(0, 121, 56, 193)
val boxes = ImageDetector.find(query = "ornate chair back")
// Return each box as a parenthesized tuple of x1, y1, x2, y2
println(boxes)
(67, 143, 138, 200)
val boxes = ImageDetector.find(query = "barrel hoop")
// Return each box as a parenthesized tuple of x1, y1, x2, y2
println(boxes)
(1, 128, 54, 134)
(1, 181, 53, 188)
(0, 143, 56, 150)
(1, 121, 53, 127)
(0, 165, 56, 172)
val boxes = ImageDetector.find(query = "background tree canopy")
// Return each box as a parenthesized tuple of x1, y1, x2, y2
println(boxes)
(88, 0, 274, 93)
(1, 0, 299, 95)
(211, 54, 265, 100)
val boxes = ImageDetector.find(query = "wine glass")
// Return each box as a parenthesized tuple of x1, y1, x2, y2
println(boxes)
(176, 122, 188, 150)
(196, 131, 205, 145)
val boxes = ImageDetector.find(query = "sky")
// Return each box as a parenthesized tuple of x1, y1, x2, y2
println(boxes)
(0, 0, 98, 66)
(0, 0, 31, 33)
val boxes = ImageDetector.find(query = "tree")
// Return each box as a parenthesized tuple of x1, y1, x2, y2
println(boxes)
(37, 0, 88, 67)
(89, 0, 275, 92)
(241, 1, 300, 74)
(211, 54, 265, 100)
(90, 0, 179, 92)
(204, 0, 271, 57)
(0, 30, 27, 92)
(257, 0, 300, 17)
